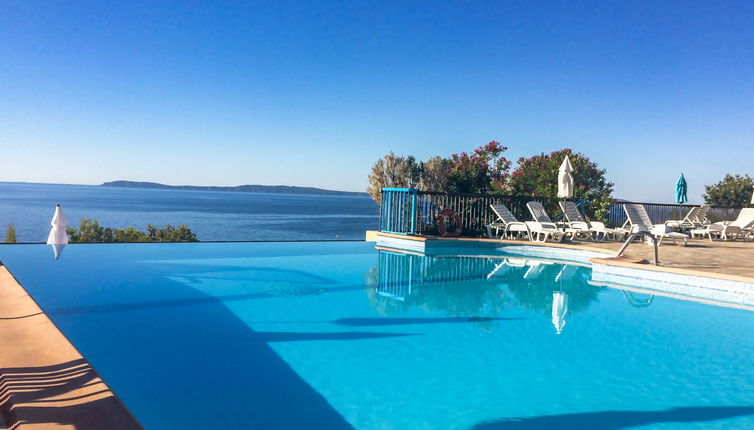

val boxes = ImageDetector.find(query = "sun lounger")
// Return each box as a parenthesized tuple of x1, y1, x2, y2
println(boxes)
(623, 204, 689, 245)
(525, 202, 569, 243)
(691, 208, 754, 241)
(558, 201, 623, 242)
(486, 204, 530, 240)
(665, 205, 710, 232)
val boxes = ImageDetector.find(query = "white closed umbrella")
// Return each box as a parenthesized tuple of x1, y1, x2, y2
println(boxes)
(46, 204, 68, 259)
(557, 156, 574, 198)
(750, 189, 754, 205)
(551, 291, 569, 334)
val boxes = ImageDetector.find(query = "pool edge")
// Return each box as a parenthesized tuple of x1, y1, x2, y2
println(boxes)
(0, 264, 144, 430)
(374, 232, 754, 288)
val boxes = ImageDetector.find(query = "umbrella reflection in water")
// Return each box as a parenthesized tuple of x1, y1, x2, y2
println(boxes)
(552, 265, 569, 334)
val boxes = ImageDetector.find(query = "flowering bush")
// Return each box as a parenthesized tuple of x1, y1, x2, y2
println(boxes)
(446, 141, 511, 194)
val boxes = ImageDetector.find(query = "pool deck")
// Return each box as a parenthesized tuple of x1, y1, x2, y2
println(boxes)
(0, 265, 143, 430)
(371, 231, 754, 283)
(583, 239, 754, 278)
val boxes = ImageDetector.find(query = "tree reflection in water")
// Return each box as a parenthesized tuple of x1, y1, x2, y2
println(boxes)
(365, 251, 603, 321)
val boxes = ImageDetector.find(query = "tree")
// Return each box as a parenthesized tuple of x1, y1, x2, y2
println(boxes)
(67, 218, 114, 243)
(418, 156, 450, 192)
(5, 225, 16, 243)
(114, 226, 149, 242)
(703, 174, 754, 207)
(446, 141, 511, 194)
(146, 224, 198, 242)
(367, 152, 422, 203)
(508, 149, 614, 221)
(67, 218, 198, 243)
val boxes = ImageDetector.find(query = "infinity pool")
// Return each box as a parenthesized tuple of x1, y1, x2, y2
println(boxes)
(1, 242, 753, 429)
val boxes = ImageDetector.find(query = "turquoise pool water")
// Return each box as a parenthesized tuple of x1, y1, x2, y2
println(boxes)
(1, 242, 754, 429)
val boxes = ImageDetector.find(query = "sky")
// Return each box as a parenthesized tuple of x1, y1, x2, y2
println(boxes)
(1, 1, 753, 202)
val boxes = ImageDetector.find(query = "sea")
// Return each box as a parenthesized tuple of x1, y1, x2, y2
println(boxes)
(0, 182, 379, 242)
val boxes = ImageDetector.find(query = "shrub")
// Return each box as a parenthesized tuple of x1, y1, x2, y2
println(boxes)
(703, 174, 754, 207)
(67, 218, 198, 243)
(5, 224, 16, 243)
(508, 149, 614, 221)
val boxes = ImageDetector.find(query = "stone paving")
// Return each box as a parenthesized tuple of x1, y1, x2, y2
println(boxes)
(580, 238, 754, 278)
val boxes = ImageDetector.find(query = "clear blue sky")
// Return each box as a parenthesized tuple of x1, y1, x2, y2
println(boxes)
(2, 1, 753, 202)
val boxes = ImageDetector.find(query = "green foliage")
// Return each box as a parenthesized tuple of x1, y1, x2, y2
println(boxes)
(67, 218, 198, 243)
(67, 219, 114, 243)
(146, 224, 197, 242)
(446, 141, 511, 194)
(366, 143, 508, 201)
(5, 224, 16, 243)
(114, 226, 149, 242)
(703, 174, 754, 207)
(366, 144, 614, 223)
(367, 152, 422, 203)
(508, 149, 614, 221)
(418, 156, 450, 192)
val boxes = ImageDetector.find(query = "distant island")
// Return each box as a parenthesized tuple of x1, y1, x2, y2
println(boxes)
(101, 181, 368, 196)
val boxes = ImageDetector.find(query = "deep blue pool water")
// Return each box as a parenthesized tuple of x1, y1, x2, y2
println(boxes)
(0, 182, 378, 242)
(1, 242, 754, 429)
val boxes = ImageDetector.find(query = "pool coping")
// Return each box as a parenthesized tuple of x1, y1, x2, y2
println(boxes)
(0, 264, 144, 430)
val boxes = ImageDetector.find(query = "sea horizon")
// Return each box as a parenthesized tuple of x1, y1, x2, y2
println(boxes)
(0, 182, 379, 243)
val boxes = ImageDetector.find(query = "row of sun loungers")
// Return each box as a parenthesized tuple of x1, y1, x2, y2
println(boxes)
(487, 201, 623, 244)
(486, 202, 754, 245)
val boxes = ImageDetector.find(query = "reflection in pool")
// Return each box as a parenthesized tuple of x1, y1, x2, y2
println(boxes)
(366, 250, 614, 334)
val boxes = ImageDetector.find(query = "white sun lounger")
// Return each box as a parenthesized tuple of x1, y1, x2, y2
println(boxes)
(525, 202, 568, 243)
(623, 204, 689, 246)
(665, 205, 710, 232)
(486, 204, 530, 240)
(558, 201, 623, 242)
(691, 208, 754, 241)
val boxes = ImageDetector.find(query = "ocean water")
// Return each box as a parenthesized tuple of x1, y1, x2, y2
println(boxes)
(0, 182, 379, 242)
(1, 242, 753, 429)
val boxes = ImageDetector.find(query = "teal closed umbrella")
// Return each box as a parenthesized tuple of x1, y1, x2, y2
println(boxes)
(676, 174, 688, 204)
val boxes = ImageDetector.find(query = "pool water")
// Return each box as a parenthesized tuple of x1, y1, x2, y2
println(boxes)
(1, 242, 753, 429)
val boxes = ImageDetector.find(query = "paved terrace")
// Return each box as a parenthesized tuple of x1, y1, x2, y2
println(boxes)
(0, 266, 142, 430)
(581, 239, 754, 279)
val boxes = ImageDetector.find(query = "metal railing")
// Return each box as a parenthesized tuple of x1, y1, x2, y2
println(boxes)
(607, 202, 740, 227)
(379, 188, 741, 237)
(380, 188, 417, 235)
(380, 188, 562, 237)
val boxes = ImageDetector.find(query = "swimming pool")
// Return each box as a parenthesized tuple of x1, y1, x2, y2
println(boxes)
(1, 242, 754, 429)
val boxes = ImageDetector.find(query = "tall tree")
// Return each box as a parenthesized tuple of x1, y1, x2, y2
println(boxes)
(367, 152, 421, 203)
(703, 174, 754, 207)
(508, 149, 614, 221)
(418, 156, 450, 192)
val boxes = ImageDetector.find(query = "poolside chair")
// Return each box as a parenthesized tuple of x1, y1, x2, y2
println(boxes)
(665, 205, 710, 232)
(525, 202, 569, 243)
(558, 201, 623, 242)
(623, 204, 689, 246)
(486, 204, 530, 240)
(691, 208, 754, 241)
